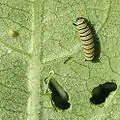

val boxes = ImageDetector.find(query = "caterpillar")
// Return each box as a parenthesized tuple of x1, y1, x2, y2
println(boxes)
(74, 17, 95, 61)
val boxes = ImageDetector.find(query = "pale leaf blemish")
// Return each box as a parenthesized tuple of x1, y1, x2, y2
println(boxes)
(8, 29, 19, 40)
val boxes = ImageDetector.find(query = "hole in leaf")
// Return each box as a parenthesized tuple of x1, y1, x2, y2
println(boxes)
(49, 78, 70, 110)
(90, 82, 117, 105)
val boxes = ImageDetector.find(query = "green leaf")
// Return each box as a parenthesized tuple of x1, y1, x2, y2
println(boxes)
(0, 0, 120, 120)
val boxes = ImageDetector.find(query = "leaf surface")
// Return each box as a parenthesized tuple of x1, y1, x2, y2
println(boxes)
(0, 0, 120, 120)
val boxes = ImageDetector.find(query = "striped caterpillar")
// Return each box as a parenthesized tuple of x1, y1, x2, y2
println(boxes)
(74, 17, 95, 61)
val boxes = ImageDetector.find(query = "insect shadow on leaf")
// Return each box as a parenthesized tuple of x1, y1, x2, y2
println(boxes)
(48, 78, 70, 110)
(12, 31, 19, 37)
(90, 82, 117, 105)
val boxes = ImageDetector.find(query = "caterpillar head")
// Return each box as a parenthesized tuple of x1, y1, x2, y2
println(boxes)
(75, 17, 85, 25)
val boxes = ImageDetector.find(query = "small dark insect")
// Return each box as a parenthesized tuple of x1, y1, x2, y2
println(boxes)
(48, 78, 70, 110)
(90, 82, 117, 105)
(63, 57, 72, 64)
(74, 17, 95, 61)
